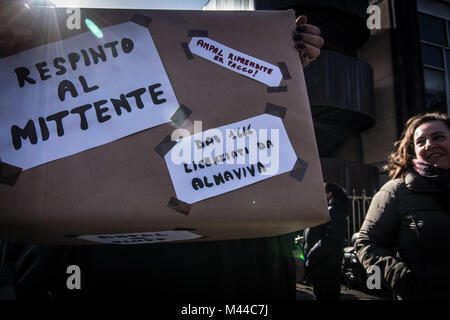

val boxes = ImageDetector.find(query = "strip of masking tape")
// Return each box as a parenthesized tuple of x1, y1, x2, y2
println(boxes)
(264, 103, 287, 119)
(167, 197, 192, 215)
(130, 14, 152, 28)
(181, 42, 194, 60)
(170, 104, 192, 127)
(0, 158, 23, 186)
(289, 158, 309, 183)
(267, 86, 288, 93)
(277, 62, 291, 80)
(188, 30, 209, 37)
(155, 135, 177, 158)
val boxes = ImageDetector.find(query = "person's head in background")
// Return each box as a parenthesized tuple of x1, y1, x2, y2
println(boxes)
(386, 113, 450, 179)
(324, 182, 348, 210)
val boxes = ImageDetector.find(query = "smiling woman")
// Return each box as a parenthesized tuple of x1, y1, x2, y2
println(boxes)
(414, 120, 450, 170)
(355, 112, 450, 300)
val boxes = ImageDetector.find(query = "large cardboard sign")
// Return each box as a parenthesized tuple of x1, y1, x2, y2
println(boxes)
(0, 22, 179, 170)
(0, 9, 329, 244)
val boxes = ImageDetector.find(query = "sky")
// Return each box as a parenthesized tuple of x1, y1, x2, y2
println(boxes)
(34, 0, 210, 10)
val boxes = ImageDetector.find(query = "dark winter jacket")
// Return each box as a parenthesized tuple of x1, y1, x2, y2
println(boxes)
(355, 169, 450, 299)
(304, 204, 348, 272)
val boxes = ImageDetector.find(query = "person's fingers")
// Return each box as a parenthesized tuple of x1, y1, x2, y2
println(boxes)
(296, 15, 307, 26)
(302, 42, 321, 61)
(293, 32, 324, 49)
(295, 42, 320, 63)
(300, 51, 310, 68)
(295, 24, 321, 36)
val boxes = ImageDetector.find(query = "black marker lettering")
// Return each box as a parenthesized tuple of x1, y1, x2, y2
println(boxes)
(15, 67, 36, 88)
(70, 104, 92, 130)
(79, 75, 99, 93)
(148, 83, 166, 105)
(46, 111, 69, 137)
(121, 38, 134, 54)
(35, 62, 51, 80)
(93, 100, 111, 123)
(224, 171, 233, 181)
(192, 178, 203, 190)
(111, 94, 131, 116)
(53, 57, 67, 76)
(68, 52, 80, 70)
(184, 163, 192, 173)
(213, 173, 225, 186)
(203, 176, 214, 188)
(11, 120, 37, 150)
(38, 117, 49, 141)
(104, 40, 119, 57)
(89, 45, 107, 64)
(80, 49, 91, 66)
(58, 80, 78, 102)
(126, 88, 146, 109)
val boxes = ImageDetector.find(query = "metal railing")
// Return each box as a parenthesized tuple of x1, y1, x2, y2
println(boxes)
(346, 189, 374, 244)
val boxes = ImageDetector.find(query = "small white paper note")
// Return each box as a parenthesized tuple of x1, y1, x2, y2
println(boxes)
(77, 231, 202, 244)
(165, 114, 298, 204)
(188, 37, 283, 87)
(0, 21, 179, 170)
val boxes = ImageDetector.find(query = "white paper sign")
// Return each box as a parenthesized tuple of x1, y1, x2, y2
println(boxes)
(77, 231, 202, 245)
(188, 37, 283, 87)
(165, 114, 298, 204)
(0, 21, 179, 170)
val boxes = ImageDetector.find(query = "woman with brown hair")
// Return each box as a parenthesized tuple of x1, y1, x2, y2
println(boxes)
(355, 113, 450, 300)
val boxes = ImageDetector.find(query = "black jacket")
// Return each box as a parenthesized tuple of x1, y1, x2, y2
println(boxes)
(304, 204, 347, 271)
(355, 170, 450, 299)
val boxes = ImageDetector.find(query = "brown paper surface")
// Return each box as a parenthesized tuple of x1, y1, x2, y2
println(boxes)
(0, 9, 329, 244)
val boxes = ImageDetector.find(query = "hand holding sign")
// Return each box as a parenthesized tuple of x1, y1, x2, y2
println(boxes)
(293, 15, 324, 67)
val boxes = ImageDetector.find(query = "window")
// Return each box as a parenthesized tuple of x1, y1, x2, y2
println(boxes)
(418, 13, 447, 46)
(447, 49, 450, 90)
(418, 12, 449, 113)
(421, 43, 444, 68)
(423, 68, 446, 111)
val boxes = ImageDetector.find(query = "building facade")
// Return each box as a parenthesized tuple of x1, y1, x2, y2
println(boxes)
(204, 0, 450, 194)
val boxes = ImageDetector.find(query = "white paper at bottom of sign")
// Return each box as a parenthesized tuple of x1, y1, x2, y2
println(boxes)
(77, 231, 202, 245)
(165, 114, 298, 204)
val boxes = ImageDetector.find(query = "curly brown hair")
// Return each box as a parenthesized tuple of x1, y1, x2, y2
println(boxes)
(385, 112, 450, 179)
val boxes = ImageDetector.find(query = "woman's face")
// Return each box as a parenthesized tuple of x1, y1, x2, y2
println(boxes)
(413, 120, 450, 169)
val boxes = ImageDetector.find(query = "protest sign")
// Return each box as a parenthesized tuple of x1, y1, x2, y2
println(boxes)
(0, 9, 329, 244)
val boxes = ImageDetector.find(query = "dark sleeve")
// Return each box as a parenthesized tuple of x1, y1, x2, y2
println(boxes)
(14, 245, 70, 300)
(354, 189, 413, 297)
(306, 206, 346, 266)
